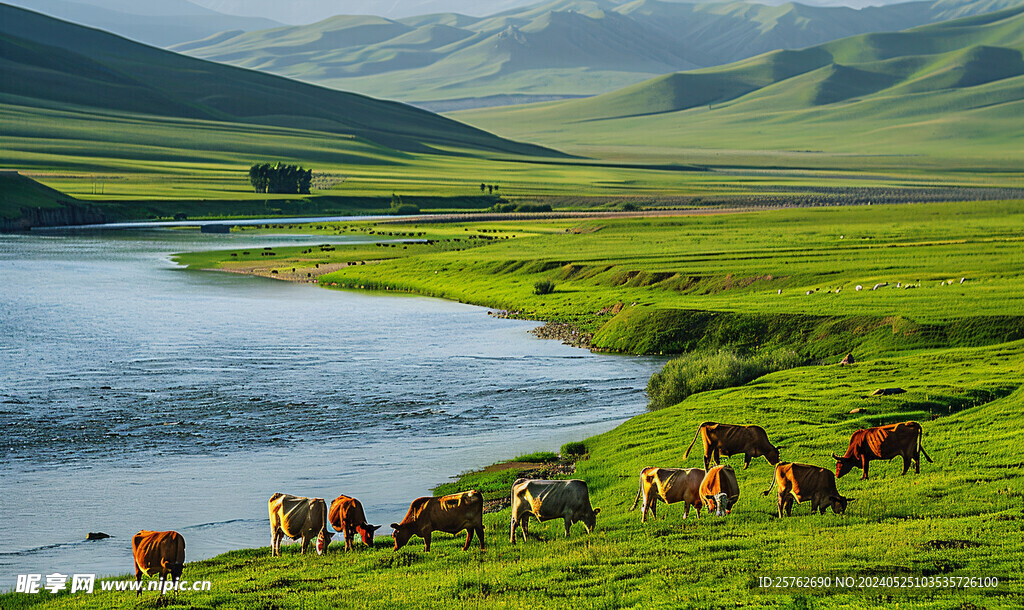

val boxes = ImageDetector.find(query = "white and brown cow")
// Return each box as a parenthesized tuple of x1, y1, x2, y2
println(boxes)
(510, 479, 600, 543)
(268, 493, 333, 556)
(699, 465, 740, 516)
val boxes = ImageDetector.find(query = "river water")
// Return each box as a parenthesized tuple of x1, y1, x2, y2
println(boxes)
(0, 228, 662, 588)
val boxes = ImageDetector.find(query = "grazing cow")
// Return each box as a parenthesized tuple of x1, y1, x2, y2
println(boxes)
(131, 530, 185, 596)
(833, 421, 933, 480)
(629, 467, 705, 522)
(762, 462, 853, 517)
(511, 479, 601, 543)
(268, 493, 333, 556)
(391, 490, 484, 552)
(684, 422, 782, 471)
(699, 465, 740, 516)
(328, 494, 381, 551)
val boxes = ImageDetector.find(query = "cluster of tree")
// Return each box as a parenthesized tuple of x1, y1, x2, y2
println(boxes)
(491, 202, 552, 213)
(480, 183, 500, 194)
(390, 193, 420, 215)
(249, 163, 312, 194)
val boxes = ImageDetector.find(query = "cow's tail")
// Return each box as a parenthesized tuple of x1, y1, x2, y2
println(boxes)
(684, 423, 711, 460)
(761, 469, 778, 496)
(629, 482, 643, 512)
(917, 425, 934, 463)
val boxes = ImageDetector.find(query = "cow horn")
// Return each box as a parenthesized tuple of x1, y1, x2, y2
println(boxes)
(831, 452, 842, 460)
(370, 524, 382, 532)
(390, 523, 399, 529)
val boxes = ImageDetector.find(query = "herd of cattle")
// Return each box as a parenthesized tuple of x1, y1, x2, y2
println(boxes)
(131, 420, 932, 595)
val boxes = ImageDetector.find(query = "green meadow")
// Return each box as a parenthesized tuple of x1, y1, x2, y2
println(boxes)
(10, 201, 1024, 609)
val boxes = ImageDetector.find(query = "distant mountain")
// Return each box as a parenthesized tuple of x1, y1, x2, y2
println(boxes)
(172, 0, 1022, 108)
(453, 5, 1024, 162)
(3, 0, 284, 46)
(0, 4, 556, 157)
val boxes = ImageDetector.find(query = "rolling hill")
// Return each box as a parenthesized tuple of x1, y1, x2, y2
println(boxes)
(452, 5, 1024, 166)
(171, 0, 1023, 108)
(0, 3, 557, 158)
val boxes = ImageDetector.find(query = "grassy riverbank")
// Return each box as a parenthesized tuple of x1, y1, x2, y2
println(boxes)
(13, 201, 1021, 609)
(5, 337, 1022, 609)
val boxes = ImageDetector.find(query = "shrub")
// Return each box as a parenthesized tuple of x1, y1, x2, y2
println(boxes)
(390, 203, 420, 215)
(491, 202, 517, 213)
(534, 280, 555, 295)
(514, 451, 558, 463)
(516, 203, 552, 213)
(561, 441, 587, 457)
(620, 202, 640, 212)
(646, 347, 802, 410)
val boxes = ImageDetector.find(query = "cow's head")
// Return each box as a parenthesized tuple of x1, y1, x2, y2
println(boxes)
(390, 523, 413, 550)
(830, 495, 853, 514)
(315, 529, 334, 555)
(704, 492, 731, 516)
(581, 507, 601, 533)
(832, 453, 857, 478)
(766, 444, 782, 465)
(357, 523, 382, 547)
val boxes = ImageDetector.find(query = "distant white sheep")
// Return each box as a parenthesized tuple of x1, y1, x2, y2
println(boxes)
(855, 285, 863, 291)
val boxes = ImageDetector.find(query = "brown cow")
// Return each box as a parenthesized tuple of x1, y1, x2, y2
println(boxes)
(511, 479, 601, 543)
(329, 494, 381, 551)
(629, 467, 705, 522)
(391, 490, 484, 551)
(699, 465, 740, 516)
(833, 421, 933, 480)
(684, 422, 782, 471)
(762, 462, 853, 517)
(131, 530, 185, 596)
(268, 493, 334, 556)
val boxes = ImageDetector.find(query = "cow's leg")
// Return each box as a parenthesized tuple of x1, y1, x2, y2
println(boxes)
(901, 454, 911, 475)
(135, 564, 142, 597)
(744, 453, 752, 469)
(564, 515, 573, 537)
(703, 452, 711, 472)
(510, 516, 518, 544)
(300, 535, 310, 554)
(476, 525, 485, 549)
(783, 495, 794, 517)
(272, 530, 283, 557)
(860, 456, 870, 480)
(520, 516, 530, 542)
(423, 532, 431, 552)
(682, 503, 689, 520)
(777, 494, 785, 518)
(914, 451, 921, 474)
(463, 527, 473, 551)
(650, 498, 657, 520)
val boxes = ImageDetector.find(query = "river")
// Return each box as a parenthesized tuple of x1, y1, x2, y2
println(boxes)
(0, 228, 662, 588)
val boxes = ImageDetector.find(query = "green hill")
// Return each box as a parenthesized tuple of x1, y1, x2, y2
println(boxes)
(171, 0, 1019, 108)
(0, 4, 555, 158)
(453, 5, 1024, 166)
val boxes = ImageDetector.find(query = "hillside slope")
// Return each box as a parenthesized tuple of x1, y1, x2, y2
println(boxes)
(172, 0, 1020, 106)
(453, 5, 1024, 164)
(0, 4, 556, 157)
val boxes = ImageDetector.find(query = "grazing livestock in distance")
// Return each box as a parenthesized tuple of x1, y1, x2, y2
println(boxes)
(511, 479, 601, 543)
(131, 530, 185, 596)
(629, 467, 705, 522)
(391, 490, 484, 551)
(684, 422, 782, 471)
(699, 465, 740, 516)
(762, 462, 852, 517)
(268, 493, 333, 556)
(833, 421, 933, 480)
(329, 495, 380, 551)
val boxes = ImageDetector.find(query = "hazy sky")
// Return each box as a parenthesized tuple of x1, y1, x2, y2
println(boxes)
(188, 0, 543, 23)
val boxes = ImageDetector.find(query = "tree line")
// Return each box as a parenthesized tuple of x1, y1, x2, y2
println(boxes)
(249, 163, 312, 194)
